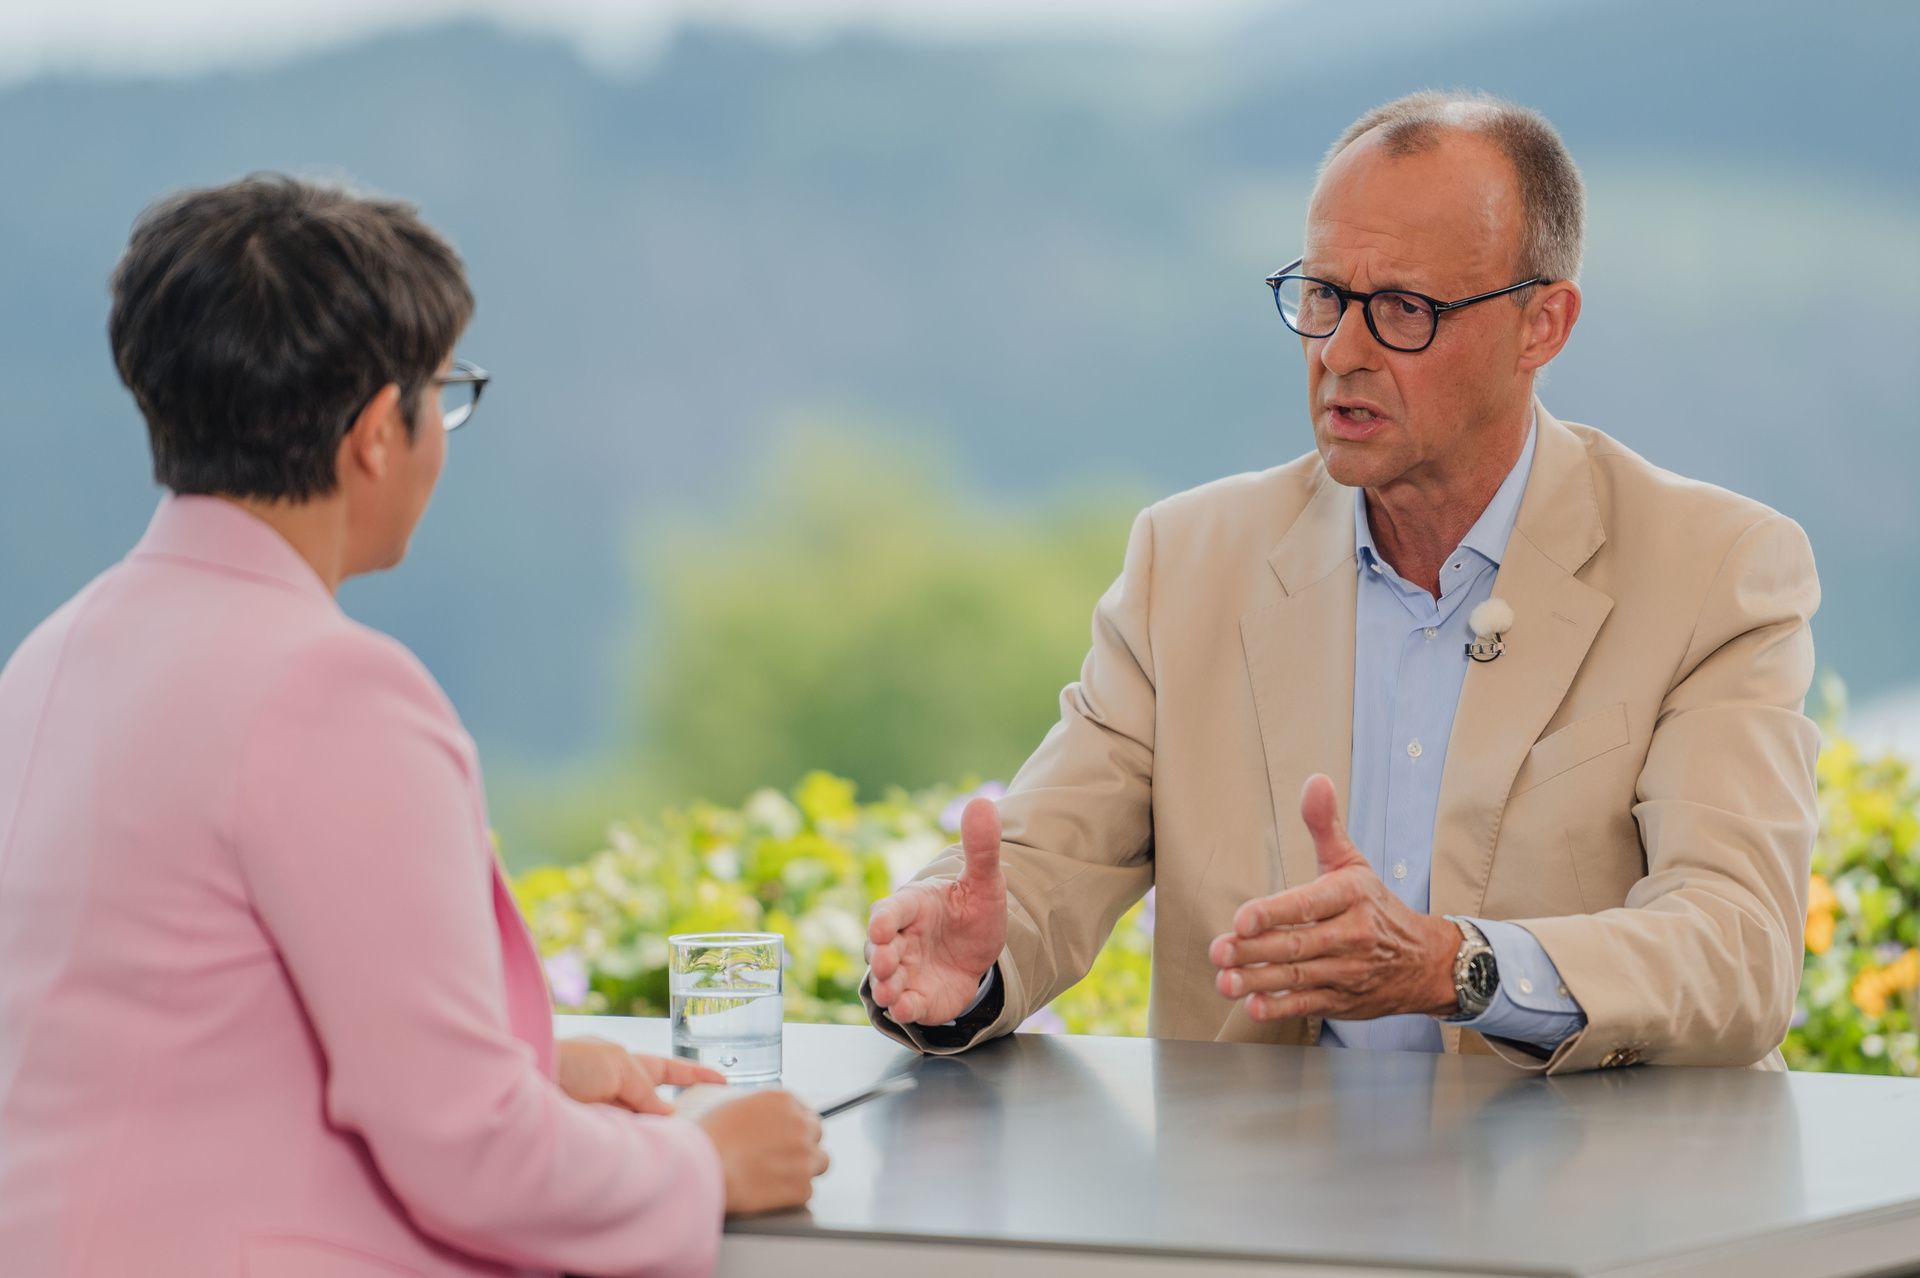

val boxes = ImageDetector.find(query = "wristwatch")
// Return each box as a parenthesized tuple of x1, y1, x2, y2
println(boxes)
(1441, 915, 1499, 1022)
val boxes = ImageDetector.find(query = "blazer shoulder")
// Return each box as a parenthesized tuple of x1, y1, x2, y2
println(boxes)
(1565, 420, 1808, 552)
(1145, 451, 1326, 549)
(257, 619, 466, 744)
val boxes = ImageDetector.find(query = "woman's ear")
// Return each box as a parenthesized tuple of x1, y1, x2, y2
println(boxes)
(336, 383, 405, 485)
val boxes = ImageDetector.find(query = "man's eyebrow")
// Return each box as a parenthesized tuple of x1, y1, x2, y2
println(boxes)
(1302, 264, 1433, 295)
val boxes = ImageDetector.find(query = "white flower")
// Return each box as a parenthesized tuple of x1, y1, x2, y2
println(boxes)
(743, 788, 804, 839)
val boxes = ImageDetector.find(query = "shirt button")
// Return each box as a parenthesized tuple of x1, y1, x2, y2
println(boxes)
(1518, 978, 1534, 995)
(1392, 861, 1408, 880)
(1558, 985, 1570, 998)
(1407, 739, 1423, 758)
(1423, 627, 1437, 640)
(1371, 562, 1385, 573)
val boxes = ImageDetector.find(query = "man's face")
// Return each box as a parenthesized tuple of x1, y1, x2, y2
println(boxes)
(1300, 129, 1537, 493)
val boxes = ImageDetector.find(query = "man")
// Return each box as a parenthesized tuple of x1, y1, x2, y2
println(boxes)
(863, 91, 1820, 1074)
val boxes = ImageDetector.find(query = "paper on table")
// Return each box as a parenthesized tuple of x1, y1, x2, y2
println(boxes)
(669, 1074, 918, 1121)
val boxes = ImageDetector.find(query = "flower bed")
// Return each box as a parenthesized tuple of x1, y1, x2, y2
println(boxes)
(515, 741, 1918, 1073)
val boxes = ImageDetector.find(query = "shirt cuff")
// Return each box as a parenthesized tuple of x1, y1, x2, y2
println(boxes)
(1454, 917, 1586, 1052)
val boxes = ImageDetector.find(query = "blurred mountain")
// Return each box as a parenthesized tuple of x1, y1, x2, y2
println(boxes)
(1, 0, 1914, 774)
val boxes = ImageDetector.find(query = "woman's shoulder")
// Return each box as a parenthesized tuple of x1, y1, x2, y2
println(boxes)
(248, 619, 472, 762)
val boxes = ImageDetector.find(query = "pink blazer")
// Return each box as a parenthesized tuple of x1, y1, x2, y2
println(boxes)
(0, 496, 723, 1277)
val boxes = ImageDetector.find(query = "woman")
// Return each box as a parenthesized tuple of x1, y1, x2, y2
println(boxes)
(0, 175, 826, 1276)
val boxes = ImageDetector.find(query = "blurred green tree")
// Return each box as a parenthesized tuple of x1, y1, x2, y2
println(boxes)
(628, 422, 1142, 809)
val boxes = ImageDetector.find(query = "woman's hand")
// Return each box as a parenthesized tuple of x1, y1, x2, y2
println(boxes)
(555, 1036, 726, 1115)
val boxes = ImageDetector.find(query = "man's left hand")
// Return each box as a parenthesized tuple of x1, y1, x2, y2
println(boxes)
(555, 1036, 727, 1114)
(1209, 774, 1462, 1022)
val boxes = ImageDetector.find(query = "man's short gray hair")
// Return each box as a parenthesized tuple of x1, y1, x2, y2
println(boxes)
(1322, 90, 1585, 287)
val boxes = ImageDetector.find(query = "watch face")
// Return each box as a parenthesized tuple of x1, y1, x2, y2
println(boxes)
(1465, 951, 1499, 1003)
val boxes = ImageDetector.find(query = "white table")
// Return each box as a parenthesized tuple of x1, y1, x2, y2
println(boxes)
(555, 1015, 1920, 1278)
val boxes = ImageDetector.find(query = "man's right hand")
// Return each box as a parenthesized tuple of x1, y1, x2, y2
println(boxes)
(692, 1089, 829, 1216)
(865, 796, 1009, 1026)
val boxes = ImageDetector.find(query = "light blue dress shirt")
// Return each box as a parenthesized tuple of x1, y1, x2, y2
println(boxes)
(942, 424, 1586, 1051)
(1321, 420, 1586, 1054)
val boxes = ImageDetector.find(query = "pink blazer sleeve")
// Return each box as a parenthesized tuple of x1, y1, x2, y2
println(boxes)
(230, 628, 724, 1278)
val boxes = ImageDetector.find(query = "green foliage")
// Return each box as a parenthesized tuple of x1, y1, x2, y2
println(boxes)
(512, 771, 1151, 1035)
(517, 737, 1920, 1072)
(1786, 738, 1920, 1075)
(627, 425, 1141, 808)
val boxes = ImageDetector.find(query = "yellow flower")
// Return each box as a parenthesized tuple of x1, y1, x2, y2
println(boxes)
(1851, 949, 1920, 1021)
(1853, 969, 1890, 1020)
(1805, 874, 1838, 955)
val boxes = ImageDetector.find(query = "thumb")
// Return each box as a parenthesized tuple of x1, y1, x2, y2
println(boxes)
(1300, 773, 1366, 875)
(959, 797, 1003, 885)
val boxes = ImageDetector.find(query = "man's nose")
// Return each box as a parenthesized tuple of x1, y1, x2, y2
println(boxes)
(1317, 298, 1383, 376)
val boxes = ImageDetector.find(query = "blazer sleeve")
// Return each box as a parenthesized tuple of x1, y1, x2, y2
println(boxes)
(1497, 512, 1822, 1074)
(863, 508, 1160, 1053)
(229, 628, 725, 1277)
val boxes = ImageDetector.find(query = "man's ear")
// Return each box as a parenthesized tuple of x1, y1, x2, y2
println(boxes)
(1519, 280, 1581, 373)
(336, 383, 406, 485)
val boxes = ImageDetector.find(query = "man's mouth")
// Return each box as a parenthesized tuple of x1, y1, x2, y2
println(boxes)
(1325, 400, 1389, 435)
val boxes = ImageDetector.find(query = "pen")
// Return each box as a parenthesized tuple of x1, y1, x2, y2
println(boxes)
(819, 1074, 919, 1118)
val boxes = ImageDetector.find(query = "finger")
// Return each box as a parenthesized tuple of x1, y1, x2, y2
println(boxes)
(812, 1147, 831, 1176)
(869, 941, 901, 982)
(1247, 988, 1341, 1021)
(1212, 920, 1358, 969)
(1300, 773, 1367, 874)
(870, 973, 903, 1006)
(958, 798, 1003, 885)
(891, 989, 927, 1024)
(1233, 877, 1358, 936)
(868, 892, 922, 946)
(1216, 957, 1359, 997)
(651, 1055, 728, 1088)
(868, 900, 901, 946)
(615, 1066, 675, 1115)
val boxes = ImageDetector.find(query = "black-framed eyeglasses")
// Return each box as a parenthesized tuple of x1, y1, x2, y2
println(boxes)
(1264, 259, 1550, 353)
(434, 359, 490, 432)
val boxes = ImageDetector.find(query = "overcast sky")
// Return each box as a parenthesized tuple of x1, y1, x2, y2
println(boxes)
(0, 0, 1268, 85)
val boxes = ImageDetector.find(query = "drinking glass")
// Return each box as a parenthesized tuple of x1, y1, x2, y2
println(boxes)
(668, 932, 784, 1083)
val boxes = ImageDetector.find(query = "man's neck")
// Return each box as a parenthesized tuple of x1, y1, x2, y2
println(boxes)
(1363, 414, 1531, 597)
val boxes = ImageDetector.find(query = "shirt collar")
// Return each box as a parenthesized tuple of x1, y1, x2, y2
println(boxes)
(1354, 412, 1539, 573)
(131, 493, 337, 605)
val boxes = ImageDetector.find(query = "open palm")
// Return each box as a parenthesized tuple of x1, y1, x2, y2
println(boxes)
(866, 797, 1008, 1026)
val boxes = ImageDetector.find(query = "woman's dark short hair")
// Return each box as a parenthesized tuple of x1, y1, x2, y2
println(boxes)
(108, 174, 474, 501)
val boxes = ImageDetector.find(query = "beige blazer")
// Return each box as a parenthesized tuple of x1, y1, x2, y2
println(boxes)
(867, 403, 1821, 1075)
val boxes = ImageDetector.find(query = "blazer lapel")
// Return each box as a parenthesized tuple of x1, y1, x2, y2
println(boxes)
(1430, 405, 1614, 990)
(1225, 469, 1357, 1045)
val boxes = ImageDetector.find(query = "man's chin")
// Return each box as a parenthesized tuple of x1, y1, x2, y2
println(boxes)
(1316, 438, 1396, 491)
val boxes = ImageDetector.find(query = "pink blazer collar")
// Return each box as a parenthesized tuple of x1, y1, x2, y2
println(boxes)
(132, 494, 337, 605)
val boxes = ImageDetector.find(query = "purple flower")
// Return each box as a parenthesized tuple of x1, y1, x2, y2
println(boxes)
(1789, 1005, 1809, 1029)
(544, 951, 590, 1007)
(1877, 943, 1908, 965)
(1020, 1006, 1066, 1035)
(940, 781, 1008, 834)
